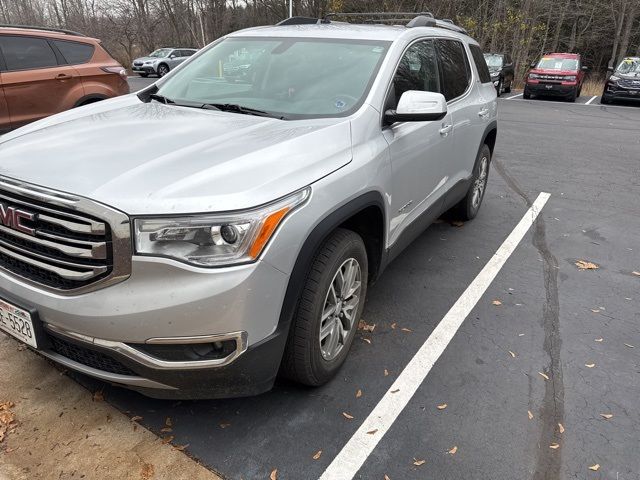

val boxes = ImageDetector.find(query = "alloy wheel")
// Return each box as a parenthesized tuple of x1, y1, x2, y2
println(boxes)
(471, 155, 489, 209)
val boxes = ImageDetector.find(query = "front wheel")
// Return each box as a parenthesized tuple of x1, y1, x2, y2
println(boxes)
(452, 144, 491, 221)
(496, 78, 503, 97)
(157, 64, 169, 77)
(504, 80, 512, 93)
(523, 87, 531, 99)
(282, 228, 368, 386)
(600, 92, 611, 105)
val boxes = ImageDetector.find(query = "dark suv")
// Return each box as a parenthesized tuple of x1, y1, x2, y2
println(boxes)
(483, 52, 514, 96)
(601, 57, 640, 104)
(524, 53, 587, 102)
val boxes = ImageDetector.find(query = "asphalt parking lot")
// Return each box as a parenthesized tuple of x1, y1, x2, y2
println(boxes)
(47, 78, 640, 479)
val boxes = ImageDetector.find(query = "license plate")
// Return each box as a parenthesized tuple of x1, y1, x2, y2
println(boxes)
(0, 298, 37, 348)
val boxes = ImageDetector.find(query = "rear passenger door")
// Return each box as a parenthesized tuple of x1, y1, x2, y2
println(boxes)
(382, 39, 454, 245)
(435, 39, 485, 186)
(0, 35, 83, 128)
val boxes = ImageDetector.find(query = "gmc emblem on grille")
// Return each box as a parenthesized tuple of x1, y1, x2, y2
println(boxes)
(0, 203, 36, 236)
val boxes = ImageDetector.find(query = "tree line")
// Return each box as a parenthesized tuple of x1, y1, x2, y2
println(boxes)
(1, 0, 638, 78)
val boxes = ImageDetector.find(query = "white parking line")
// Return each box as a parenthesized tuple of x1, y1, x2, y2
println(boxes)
(585, 95, 598, 105)
(319, 192, 551, 480)
(505, 92, 523, 100)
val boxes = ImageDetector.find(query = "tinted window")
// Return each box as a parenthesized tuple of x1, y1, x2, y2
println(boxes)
(436, 39, 471, 100)
(182, 50, 196, 57)
(53, 40, 94, 64)
(0, 36, 58, 71)
(470, 45, 491, 83)
(388, 39, 440, 109)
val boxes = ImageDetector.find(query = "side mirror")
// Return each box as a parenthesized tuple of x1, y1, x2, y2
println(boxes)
(384, 91, 447, 124)
(530, 62, 537, 68)
(170, 54, 176, 59)
(607, 66, 614, 72)
(581, 66, 588, 71)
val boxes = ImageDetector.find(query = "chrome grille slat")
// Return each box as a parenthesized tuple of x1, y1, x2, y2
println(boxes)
(0, 224, 106, 259)
(0, 193, 106, 235)
(0, 176, 132, 294)
(0, 243, 107, 280)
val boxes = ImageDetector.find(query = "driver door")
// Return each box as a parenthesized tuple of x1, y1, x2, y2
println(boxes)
(382, 39, 453, 246)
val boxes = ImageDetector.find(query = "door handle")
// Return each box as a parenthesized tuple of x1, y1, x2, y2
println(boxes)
(439, 124, 452, 136)
(478, 108, 490, 118)
(56, 73, 72, 80)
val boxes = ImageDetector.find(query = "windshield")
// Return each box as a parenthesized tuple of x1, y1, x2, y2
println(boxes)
(483, 54, 503, 68)
(149, 48, 173, 58)
(616, 58, 640, 75)
(536, 57, 578, 71)
(156, 37, 390, 119)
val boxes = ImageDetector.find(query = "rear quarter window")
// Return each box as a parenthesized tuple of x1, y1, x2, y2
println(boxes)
(53, 40, 95, 64)
(469, 45, 491, 83)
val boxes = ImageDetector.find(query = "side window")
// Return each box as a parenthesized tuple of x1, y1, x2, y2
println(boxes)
(0, 36, 58, 71)
(436, 39, 471, 101)
(469, 44, 491, 84)
(170, 50, 178, 58)
(53, 40, 94, 65)
(388, 39, 440, 110)
(184, 50, 196, 57)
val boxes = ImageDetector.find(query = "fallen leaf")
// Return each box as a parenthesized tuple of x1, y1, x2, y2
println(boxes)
(17, 343, 27, 351)
(508, 351, 516, 358)
(390, 323, 397, 329)
(492, 299, 502, 306)
(518, 333, 525, 337)
(631, 271, 640, 276)
(219, 422, 231, 429)
(342, 412, 354, 420)
(451, 220, 464, 227)
(270, 468, 278, 480)
(585, 363, 595, 368)
(173, 444, 189, 451)
(413, 459, 426, 466)
(161, 435, 174, 444)
(594, 338, 603, 342)
(358, 320, 376, 333)
(528, 410, 534, 420)
(313, 450, 322, 460)
(624, 343, 635, 348)
(538, 372, 550, 381)
(549, 443, 560, 449)
(390, 389, 400, 394)
(384, 475, 391, 480)
(437, 403, 448, 410)
(591, 309, 601, 313)
(131, 416, 143, 422)
(575, 260, 599, 270)
(160, 427, 172, 433)
(366, 429, 378, 435)
(165, 417, 173, 427)
(401, 327, 413, 333)
(558, 423, 565, 434)
(92, 390, 104, 402)
(356, 389, 362, 398)
(600, 413, 613, 419)
(448, 446, 458, 455)
(384, 369, 389, 377)
(140, 463, 155, 480)
(588, 464, 600, 471)
(362, 338, 372, 344)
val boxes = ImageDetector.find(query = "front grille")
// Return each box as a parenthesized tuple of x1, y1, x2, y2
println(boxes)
(133, 61, 143, 66)
(537, 74, 572, 81)
(618, 79, 640, 89)
(49, 335, 136, 376)
(0, 188, 112, 290)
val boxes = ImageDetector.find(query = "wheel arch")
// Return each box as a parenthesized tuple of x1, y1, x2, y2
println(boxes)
(73, 94, 108, 108)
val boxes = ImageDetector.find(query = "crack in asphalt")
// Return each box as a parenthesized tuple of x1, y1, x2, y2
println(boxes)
(493, 157, 564, 480)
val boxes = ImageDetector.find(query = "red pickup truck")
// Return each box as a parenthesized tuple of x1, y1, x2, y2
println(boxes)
(523, 53, 587, 102)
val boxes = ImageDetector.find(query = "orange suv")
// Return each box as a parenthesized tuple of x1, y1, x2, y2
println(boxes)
(0, 25, 129, 133)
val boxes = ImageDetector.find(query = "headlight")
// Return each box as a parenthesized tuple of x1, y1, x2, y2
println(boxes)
(134, 188, 310, 267)
(144, 61, 154, 65)
(564, 75, 577, 82)
(529, 73, 540, 79)
(609, 75, 620, 83)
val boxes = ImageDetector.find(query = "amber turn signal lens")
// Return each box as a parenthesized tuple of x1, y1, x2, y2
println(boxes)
(248, 207, 291, 259)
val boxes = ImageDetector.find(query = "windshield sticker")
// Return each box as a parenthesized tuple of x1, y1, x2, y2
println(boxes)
(335, 99, 347, 109)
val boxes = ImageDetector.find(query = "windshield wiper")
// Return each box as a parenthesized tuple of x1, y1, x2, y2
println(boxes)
(202, 103, 286, 120)
(149, 93, 175, 105)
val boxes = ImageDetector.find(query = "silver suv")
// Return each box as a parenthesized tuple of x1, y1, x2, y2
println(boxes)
(0, 14, 497, 399)
(132, 47, 197, 77)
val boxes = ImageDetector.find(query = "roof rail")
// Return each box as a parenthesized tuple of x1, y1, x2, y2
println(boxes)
(324, 12, 434, 24)
(434, 19, 467, 34)
(277, 16, 329, 26)
(0, 24, 86, 37)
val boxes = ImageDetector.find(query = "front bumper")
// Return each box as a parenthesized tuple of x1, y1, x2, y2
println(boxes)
(1, 257, 290, 398)
(526, 82, 576, 97)
(131, 65, 156, 74)
(603, 85, 640, 101)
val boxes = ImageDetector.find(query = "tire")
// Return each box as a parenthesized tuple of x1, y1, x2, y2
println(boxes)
(157, 63, 169, 77)
(568, 88, 577, 102)
(504, 80, 512, 93)
(523, 87, 531, 99)
(496, 78, 503, 97)
(139, 73, 148, 78)
(452, 144, 491, 221)
(600, 92, 611, 105)
(282, 228, 368, 386)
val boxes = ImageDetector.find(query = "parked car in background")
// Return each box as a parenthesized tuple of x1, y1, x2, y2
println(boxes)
(131, 48, 197, 77)
(601, 57, 640, 105)
(0, 14, 497, 399)
(0, 25, 128, 133)
(483, 52, 514, 96)
(523, 52, 587, 102)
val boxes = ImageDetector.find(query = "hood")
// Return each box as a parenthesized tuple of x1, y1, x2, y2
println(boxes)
(615, 71, 640, 79)
(133, 56, 161, 63)
(530, 68, 578, 76)
(0, 96, 353, 215)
